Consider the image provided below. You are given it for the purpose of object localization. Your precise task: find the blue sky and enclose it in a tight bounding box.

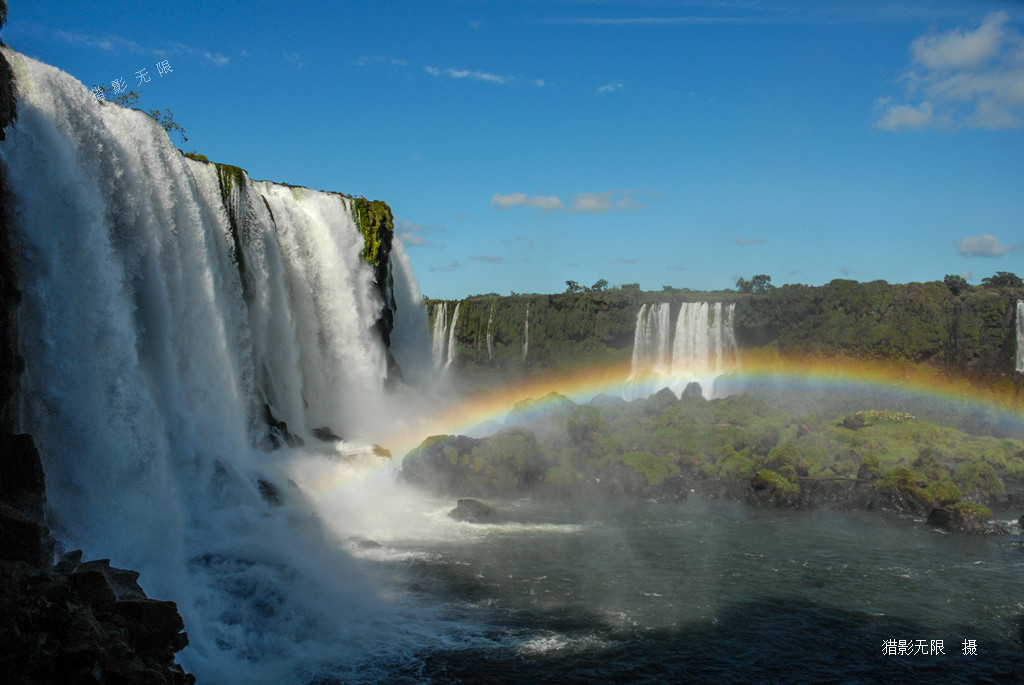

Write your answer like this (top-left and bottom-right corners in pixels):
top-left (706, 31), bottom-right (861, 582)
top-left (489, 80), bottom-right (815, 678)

top-left (6, 1), bottom-right (1024, 299)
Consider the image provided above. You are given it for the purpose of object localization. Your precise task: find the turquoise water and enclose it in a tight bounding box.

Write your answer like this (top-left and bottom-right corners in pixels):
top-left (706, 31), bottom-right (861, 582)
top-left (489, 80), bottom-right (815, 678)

top-left (360, 498), bottom-right (1024, 684)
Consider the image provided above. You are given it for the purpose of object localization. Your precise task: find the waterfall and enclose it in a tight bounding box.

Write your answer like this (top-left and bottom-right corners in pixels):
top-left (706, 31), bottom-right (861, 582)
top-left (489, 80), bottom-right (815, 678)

top-left (1017, 300), bottom-right (1024, 373)
top-left (522, 303), bottom-right (530, 360)
top-left (431, 301), bottom-right (448, 368)
top-left (627, 301), bottom-right (738, 398)
top-left (628, 303), bottom-right (673, 379)
top-left (1, 49), bottom-right (439, 682)
top-left (486, 302), bottom-right (494, 360)
top-left (445, 301), bottom-right (461, 369)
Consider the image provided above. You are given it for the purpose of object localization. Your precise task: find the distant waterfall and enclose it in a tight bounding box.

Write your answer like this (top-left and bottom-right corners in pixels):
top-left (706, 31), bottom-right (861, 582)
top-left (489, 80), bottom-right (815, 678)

top-left (431, 302), bottom-right (449, 368)
top-left (628, 303), bottom-right (673, 378)
top-left (486, 303), bottom-right (495, 360)
top-left (522, 303), bottom-right (530, 360)
top-left (672, 302), bottom-right (738, 379)
top-left (445, 302), bottom-right (461, 369)
top-left (627, 301), bottom-right (738, 398)
top-left (1017, 300), bottom-right (1024, 373)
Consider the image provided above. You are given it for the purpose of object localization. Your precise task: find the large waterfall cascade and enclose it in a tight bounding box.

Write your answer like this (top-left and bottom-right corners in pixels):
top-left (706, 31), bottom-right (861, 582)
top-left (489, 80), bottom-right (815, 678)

top-left (1, 49), bottom-right (440, 682)
top-left (1017, 300), bottom-right (1024, 373)
top-left (627, 301), bottom-right (739, 398)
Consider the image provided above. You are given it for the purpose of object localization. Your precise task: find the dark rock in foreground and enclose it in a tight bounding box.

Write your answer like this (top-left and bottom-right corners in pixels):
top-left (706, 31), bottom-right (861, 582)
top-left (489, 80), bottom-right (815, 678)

top-left (448, 498), bottom-right (496, 523)
top-left (0, 434), bottom-right (195, 684)
top-left (927, 507), bottom-right (1007, 535)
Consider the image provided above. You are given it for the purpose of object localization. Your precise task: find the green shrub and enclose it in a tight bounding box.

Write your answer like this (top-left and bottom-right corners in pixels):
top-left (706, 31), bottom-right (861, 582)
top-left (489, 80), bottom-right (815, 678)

top-left (953, 461), bottom-right (1005, 503)
top-left (951, 501), bottom-right (993, 521)
top-left (720, 452), bottom-right (756, 479)
top-left (753, 469), bottom-right (800, 494)
top-left (1004, 458), bottom-right (1024, 483)
top-left (622, 450), bottom-right (680, 486)
top-left (926, 480), bottom-right (962, 507)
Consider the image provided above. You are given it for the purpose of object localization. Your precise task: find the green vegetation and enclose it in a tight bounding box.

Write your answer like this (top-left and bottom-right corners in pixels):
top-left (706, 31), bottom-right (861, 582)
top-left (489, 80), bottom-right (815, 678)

top-left (736, 274), bottom-right (774, 293)
top-left (430, 273), bottom-right (1024, 382)
top-left (753, 468), bottom-right (800, 494)
top-left (403, 384), bottom-right (1021, 510)
top-left (951, 501), bottom-right (993, 521)
top-left (350, 197), bottom-right (393, 270)
top-left (182, 151), bottom-right (209, 162)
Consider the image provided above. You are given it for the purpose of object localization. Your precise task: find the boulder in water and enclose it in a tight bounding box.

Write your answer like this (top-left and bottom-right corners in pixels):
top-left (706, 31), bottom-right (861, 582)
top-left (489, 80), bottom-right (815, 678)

top-left (927, 506), bottom-right (1007, 535)
top-left (448, 498), bottom-right (495, 523)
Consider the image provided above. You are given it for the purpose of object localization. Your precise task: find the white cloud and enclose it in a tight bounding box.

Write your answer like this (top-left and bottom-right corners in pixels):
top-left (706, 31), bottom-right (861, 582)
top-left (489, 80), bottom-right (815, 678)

top-left (598, 83), bottom-right (623, 93)
top-left (491, 191), bottom-right (640, 214)
top-left (570, 191), bottom-right (639, 213)
top-left (283, 52), bottom-right (304, 68)
top-left (876, 12), bottom-right (1024, 131)
top-left (425, 66), bottom-right (509, 84)
top-left (395, 216), bottom-right (444, 248)
top-left (954, 234), bottom-right (1019, 257)
top-left (490, 193), bottom-right (564, 211)
top-left (874, 101), bottom-right (936, 130)
top-left (911, 13), bottom-right (1005, 70)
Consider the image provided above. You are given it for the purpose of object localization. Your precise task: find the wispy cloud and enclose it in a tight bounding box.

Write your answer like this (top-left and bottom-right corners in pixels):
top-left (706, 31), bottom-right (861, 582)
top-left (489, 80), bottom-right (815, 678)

top-left (875, 12), bottom-right (1024, 131)
top-left (52, 29), bottom-right (230, 66)
top-left (504, 236), bottom-right (536, 248)
top-left (491, 190), bottom-right (640, 213)
top-left (491, 193), bottom-right (565, 211)
top-left (570, 191), bottom-right (640, 213)
top-left (283, 52), bottom-right (304, 69)
top-left (472, 255), bottom-right (503, 263)
top-left (425, 65), bottom-right (509, 84)
top-left (598, 83), bottom-right (623, 93)
top-left (430, 260), bottom-right (462, 272)
top-left (954, 234), bottom-right (1020, 257)
top-left (354, 55), bottom-right (408, 69)
top-left (736, 237), bottom-right (765, 246)
top-left (396, 217), bottom-right (445, 248)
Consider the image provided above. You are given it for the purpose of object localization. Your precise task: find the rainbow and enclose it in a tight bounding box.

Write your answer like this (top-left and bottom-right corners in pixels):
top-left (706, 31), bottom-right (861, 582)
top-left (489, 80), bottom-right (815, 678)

top-left (382, 352), bottom-right (1024, 459)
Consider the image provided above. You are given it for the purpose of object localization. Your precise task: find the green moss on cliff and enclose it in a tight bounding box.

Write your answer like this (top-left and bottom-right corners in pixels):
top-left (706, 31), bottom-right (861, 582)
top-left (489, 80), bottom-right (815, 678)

top-left (350, 198), bottom-right (394, 270)
top-left (215, 163), bottom-right (247, 199)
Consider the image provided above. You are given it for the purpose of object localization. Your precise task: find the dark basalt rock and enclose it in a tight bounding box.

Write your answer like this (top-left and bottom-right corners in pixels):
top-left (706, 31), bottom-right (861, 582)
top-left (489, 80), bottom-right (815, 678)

top-left (927, 507), bottom-right (1007, 535)
top-left (862, 485), bottom-right (933, 518)
top-left (746, 470), bottom-right (801, 509)
top-left (448, 498), bottom-right (495, 523)
top-left (312, 426), bottom-right (344, 443)
top-left (257, 478), bottom-right (283, 506)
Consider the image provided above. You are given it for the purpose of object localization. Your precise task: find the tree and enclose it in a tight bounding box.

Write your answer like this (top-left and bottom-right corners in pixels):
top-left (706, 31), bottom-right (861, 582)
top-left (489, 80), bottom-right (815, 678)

top-left (736, 274), bottom-right (773, 293)
top-left (592, 278), bottom-right (608, 292)
top-left (943, 274), bottom-right (969, 296)
top-left (90, 85), bottom-right (188, 145)
top-left (981, 271), bottom-right (1023, 289)
top-left (565, 280), bottom-right (582, 294)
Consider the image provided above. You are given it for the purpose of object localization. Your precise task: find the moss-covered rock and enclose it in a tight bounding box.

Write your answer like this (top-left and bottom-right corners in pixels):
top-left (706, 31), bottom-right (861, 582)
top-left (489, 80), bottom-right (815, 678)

top-left (747, 469), bottom-right (801, 508)
top-left (927, 503), bottom-right (1005, 535)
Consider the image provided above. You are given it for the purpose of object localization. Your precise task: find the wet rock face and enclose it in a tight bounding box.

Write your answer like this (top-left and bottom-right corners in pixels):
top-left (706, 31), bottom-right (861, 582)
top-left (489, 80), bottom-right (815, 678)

top-left (0, 437), bottom-right (195, 684)
top-left (927, 507), bottom-right (1007, 535)
top-left (448, 498), bottom-right (496, 523)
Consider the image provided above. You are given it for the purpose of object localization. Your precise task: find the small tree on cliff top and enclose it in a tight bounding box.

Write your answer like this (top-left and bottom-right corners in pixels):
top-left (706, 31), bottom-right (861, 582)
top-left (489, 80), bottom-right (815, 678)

top-left (736, 274), bottom-right (773, 293)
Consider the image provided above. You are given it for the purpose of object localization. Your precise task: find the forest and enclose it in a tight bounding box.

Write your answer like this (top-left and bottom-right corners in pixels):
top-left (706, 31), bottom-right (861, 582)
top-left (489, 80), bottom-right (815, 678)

top-left (426, 273), bottom-right (1024, 381)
